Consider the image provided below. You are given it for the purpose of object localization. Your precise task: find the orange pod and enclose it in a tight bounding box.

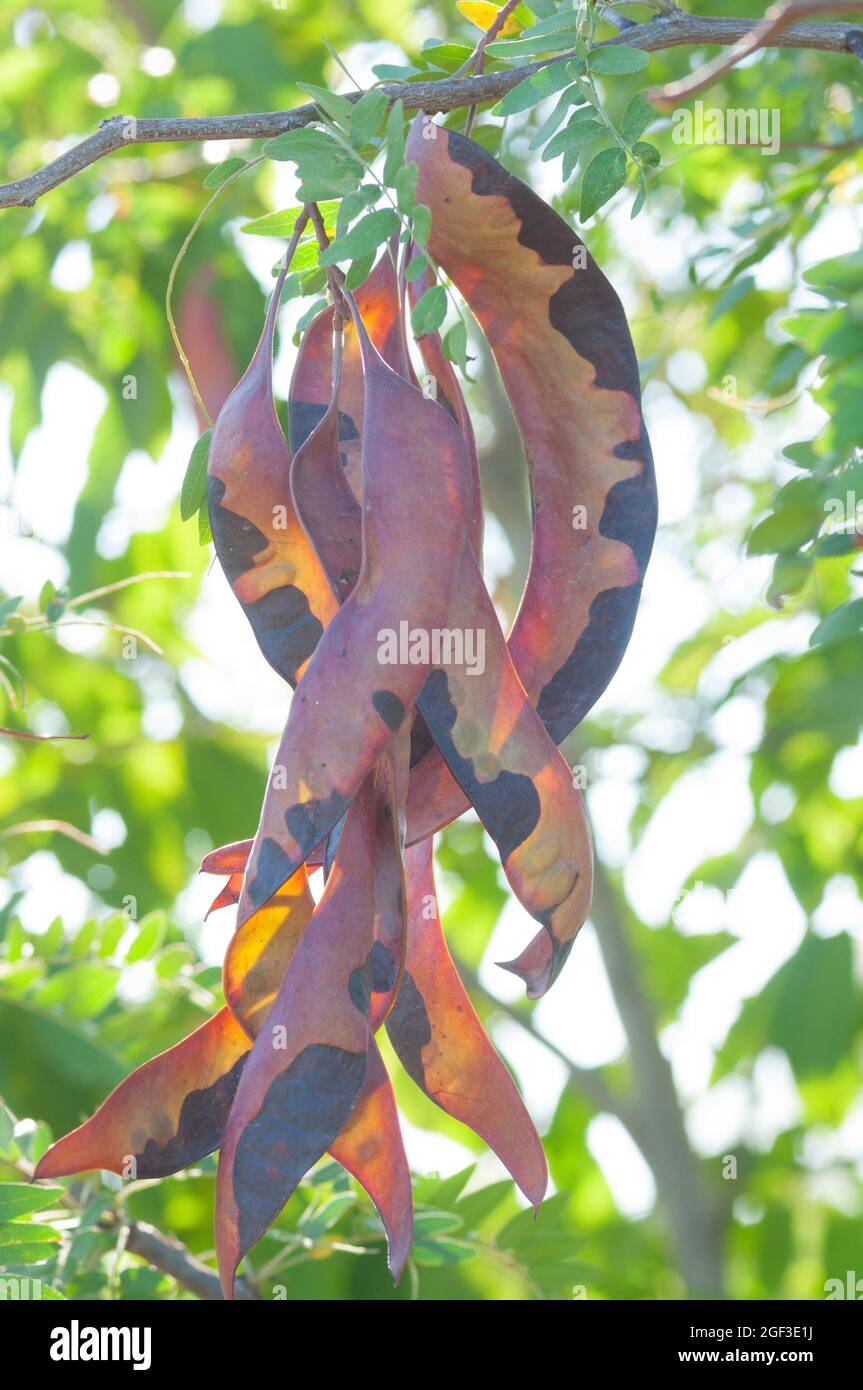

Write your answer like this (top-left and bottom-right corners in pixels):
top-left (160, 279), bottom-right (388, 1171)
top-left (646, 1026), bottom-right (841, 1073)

top-left (215, 777), bottom-right (379, 1298)
top-left (402, 116), bottom-right (656, 835)
top-left (35, 1006), bottom-right (250, 1181)
top-left (207, 266), bottom-right (337, 686)
top-left (388, 840), bottom-right (547, 1205)
top-left (329, 1037), bottom-right (412, 1282)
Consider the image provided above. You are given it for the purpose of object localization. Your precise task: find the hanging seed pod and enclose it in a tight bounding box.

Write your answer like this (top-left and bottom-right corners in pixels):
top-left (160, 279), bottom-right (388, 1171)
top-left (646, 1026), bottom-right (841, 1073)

top-left (290, 270), bottom-right (592, 996)
top-left (38, 121), bottom-right (657, 1290)
top-left (401, 114), bottom-right (657, 838)
top-left (327, 1036), bottom-right (412, 1281)
top-left (35, 853), bottom-right (411, 1269)
top-left (414, 554), bottom-right (594, 997)
top-left (215, 775), bottom-right (379, 1298)
top-left (288, 249), bottom-right (409, 498)
top-left (290, 314), bottom-right (362, 603)
top-left (236, 306), bottom-right (472, 922)
top-left (34, 1006), bottom-right (251, 1182)
top-left (388, 839), bottom-right (548, 1207)
top-left (207, 265), bottom-right (337, 686)
top-left (367, 735), bottom-right (411, 1029)
top-left (222, 865), bottom-right (315, 1032)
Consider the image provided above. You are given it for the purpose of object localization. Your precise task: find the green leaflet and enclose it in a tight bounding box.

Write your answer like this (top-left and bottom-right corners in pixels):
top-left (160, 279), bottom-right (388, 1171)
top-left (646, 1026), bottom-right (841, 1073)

top-left (580, 147), bottom-right (628, 221)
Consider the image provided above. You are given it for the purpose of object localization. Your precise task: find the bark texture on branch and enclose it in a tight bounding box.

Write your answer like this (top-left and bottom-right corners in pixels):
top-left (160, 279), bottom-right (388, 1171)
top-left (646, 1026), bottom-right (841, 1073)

top-left (1, 11), bottom-right (861, 208)
top-left (650, 1), bottom-right (863, 107)
top-left (125, 1221), bottom-right (259, 1300)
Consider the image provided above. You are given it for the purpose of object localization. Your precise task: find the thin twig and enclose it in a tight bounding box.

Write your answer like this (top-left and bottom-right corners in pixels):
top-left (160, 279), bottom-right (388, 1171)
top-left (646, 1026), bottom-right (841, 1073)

top-left (51, 618), bottom-right (164, 656)
top-left (64, 570), bottom-right (190, 608)
top-left (165, 160), bottom-right (262, 425)
top-left (454, 0), bottom-right (524, 78)
top-left (1, 13), bottom-right (861, 209)
top-left (649, 1), bottom-right (863, 109)
top-left (0, 728), bottom-right (89, 743)
top-left (0, 820), bottom-right (107, 853)
top-left (124, 1221), bottom-right (259, 1300)
top-left (19, 1154), bottom-right (258, 1300)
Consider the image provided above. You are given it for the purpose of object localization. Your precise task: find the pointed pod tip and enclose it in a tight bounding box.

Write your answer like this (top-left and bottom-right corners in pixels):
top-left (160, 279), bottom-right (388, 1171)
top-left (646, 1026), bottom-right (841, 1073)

top-left (388, 1253), bottom-right (407, 1287)
top-left (216, 1217), bottom-right (239, 1301)
top-left (496, 928), bottom-right (567, 1001)
top-left (525, 1164), bottom-right (549, 1216)
top-left (386, 1227), bottom-right (412, 1287)
top-left (33, 1141), bottom-right (76, 1183)
top-left (495, 956), bottom-right (547, 1001)
top-left (32, 1155), bottom-right (50, 1183)
top-left (32, 1151), bottom-right (81, 1184)
top-left (508, 1136), bottom-right (548, 1215)
top-left (530, 1150), bottom-right (549, 1218)
top-left (33, 1142), bottom-right (118, 1183)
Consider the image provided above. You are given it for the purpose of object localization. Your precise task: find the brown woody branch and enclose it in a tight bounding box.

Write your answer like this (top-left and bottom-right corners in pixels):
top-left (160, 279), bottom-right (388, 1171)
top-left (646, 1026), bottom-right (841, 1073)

top-left (649, 1), bottom-right (863, 109)
top-left (2, 11), bottom-right (863, 209)
top-left (124, 1221), bottom-right (259, 1301)
top-left (18, 1154), bottom-right (257, 1301)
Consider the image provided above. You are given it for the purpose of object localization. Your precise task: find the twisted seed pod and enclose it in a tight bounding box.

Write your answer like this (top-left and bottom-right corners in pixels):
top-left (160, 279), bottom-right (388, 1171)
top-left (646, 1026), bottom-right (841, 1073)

top-left (38, 125), bottom-right (656, 1287)
top-left (388, 839), bottom-right (548, 1207)
top-left (35, 279), bottom-right (421, 1275)
top-left (215, 775), bottom-right (379, 1298)
top-left (290, 315), bottom-right (362, 603)
top-left (236, 309), bottom-right (471, 922)
top-left (289, 392), bottom-right (413, 1027)
top-left (35, 872), bottom-right (316, 1182)
top-left (207, 266), bottom-right (337, 686)
top-left (286, 322), bottom-right (545, 1181)
top-left (288, 250), bottom-right (408, 497)
top-left (414, 553), bottom-right (593, 996)
top-left (291, 271), bottom-right (592, 995)
top-left (289, 132), bottom-right (656, 845)
top-left (367, 735), bottom-right (411, 1030)
top-left (198, 791), bottom-right (548, 1208)
top-left (289, 250), bottom-right (445, 772)
top-left (33, 835), bottom-right (311, 1187)
top-left (401, 115), bottom-right (657, 838)
top-left (219, 752), bottom-right (414, 1279)
top-left (36, 853), bottom-right (411, 1279)
top-left (285, 294), bottom-right (554, 1186)
top-left (34, 1006), bottom-right (250, 1182)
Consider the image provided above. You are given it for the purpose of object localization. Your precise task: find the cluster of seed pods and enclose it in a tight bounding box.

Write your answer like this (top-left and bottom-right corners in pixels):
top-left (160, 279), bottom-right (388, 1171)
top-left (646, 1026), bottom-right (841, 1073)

top-left (36, 118), bottom-right (657, 1296)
